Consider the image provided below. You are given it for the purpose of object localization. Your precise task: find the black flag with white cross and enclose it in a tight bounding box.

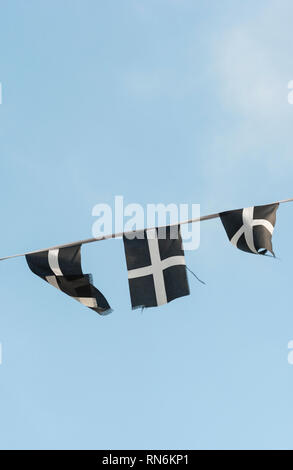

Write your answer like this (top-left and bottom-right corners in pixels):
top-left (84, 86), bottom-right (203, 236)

top-left (26, 245), bottom-right (111, 315)
top-left (123, 226), bottom-right (190, 309)
top-left (220, 203), bottom-right (279, 256)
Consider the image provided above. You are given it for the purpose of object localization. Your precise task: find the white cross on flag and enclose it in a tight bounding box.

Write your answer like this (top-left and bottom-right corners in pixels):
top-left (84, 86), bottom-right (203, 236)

top-left (26, 245), bottom-right (111, 314)
top-left (123, 226), bottom-right (190, 309)
top-left (220, 203), bottom-right (279, 255)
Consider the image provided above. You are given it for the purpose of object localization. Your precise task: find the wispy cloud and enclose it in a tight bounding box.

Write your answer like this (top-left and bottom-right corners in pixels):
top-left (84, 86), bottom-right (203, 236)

top-left (214, 28), bottom-right (283, 117)
top-left (200, 0), bottom-right (293, 207)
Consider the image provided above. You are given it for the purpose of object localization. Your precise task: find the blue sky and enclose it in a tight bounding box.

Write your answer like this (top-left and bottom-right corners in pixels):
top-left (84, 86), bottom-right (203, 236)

top-left (0, 0), bottom-right (293, 450)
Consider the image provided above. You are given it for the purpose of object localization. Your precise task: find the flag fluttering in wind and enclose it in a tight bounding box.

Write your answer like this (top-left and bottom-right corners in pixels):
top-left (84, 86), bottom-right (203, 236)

top-left (0, 197), bottom-right (291, 315)
top-left (220, 203), bottom-right (279, 256)
top-left (123, 226), bottom-right (190, 309)
top-left (26, 245), bottom-right (111, 315)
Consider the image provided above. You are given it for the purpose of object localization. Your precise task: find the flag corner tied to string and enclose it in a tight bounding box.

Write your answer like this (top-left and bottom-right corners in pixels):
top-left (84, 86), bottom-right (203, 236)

top-left (220, 203), bottom-right (279, 256)
top-left (123, 225), bottom-right (190, 310)
top-left (25, 244), bottom-right (111, 315)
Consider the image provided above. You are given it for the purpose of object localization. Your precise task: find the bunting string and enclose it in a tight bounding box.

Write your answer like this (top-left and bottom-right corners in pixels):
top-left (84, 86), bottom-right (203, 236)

top-left (1, 197), bottom-right (292, 314)
top-left (1, 197), bottom-right (292, 262)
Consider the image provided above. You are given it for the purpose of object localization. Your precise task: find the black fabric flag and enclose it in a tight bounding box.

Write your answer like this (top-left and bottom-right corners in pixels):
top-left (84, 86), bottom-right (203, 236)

top-left (123, 226), bottom-right (190, 309)
top-left (220, 203), bottom-right (279, 255)
top-left (26, 245), bottom-right (111, 315)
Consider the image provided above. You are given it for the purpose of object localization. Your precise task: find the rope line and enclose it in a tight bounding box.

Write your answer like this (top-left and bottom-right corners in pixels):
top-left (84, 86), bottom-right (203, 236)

top-left (0, 197), bottom-right (292, 262)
